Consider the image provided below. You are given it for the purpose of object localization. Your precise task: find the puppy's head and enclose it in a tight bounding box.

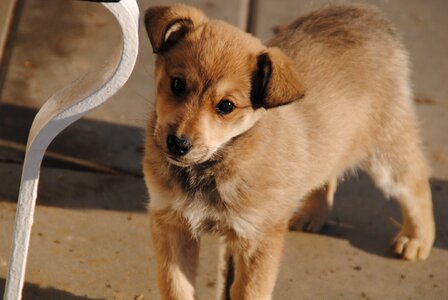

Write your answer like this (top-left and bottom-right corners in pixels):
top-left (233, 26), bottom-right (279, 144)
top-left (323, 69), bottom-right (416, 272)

top-left (145, 5), bottom-right (304, 167)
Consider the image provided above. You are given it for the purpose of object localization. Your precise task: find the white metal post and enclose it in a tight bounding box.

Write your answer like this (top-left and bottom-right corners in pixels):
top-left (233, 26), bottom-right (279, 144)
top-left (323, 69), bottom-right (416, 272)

top-left (3, 1), bottom-right (139, 299)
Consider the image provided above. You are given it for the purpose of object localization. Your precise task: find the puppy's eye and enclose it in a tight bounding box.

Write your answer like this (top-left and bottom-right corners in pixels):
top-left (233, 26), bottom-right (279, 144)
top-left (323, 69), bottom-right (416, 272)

top-left (171, 77), bottom-right (186, 95)
top-left (216, 100), bottom-right (235, 115)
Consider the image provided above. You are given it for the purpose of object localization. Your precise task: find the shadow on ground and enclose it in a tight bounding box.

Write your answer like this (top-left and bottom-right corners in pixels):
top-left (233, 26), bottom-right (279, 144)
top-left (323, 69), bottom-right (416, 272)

top-left (0, 278), bottom-right (102, 300)
top-left (0, 103), bottom-right (143, 175)
top-left (0, 103), bottom-right (148, 211)
top-left (312, 173), bottom-right (448, 256)
top-left (0, 162), bottom-right (148, 212)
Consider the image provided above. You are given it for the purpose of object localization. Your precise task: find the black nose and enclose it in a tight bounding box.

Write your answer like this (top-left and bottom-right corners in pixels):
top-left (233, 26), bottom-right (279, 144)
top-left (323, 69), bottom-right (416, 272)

top-left (166, 134), bottom-right (192, 156)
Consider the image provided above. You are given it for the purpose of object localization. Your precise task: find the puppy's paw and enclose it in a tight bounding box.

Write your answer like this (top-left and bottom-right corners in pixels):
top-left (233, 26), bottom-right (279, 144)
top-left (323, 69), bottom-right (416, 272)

top-left (289, 208), bottom-right (329, 233)
top-left (290, 182), bottom-right (336, 233)
top-left (393, 225), bottom-right (435, 261)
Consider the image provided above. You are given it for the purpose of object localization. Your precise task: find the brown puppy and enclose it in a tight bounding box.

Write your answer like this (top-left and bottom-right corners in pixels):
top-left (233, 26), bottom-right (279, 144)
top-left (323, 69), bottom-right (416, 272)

top-left (143, 4), bottom-right (435, 299)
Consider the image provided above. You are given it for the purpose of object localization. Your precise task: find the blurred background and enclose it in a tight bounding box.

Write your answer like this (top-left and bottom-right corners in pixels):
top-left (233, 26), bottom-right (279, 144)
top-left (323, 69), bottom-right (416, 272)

top-left (0, 0), bottom-right (447, 299)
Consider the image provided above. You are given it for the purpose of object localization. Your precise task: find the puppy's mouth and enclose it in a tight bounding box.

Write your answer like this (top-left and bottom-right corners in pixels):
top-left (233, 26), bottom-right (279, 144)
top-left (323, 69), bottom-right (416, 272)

top-left (164, 152), bottom-right (206, 167)
top-left (166, 155), bottom-right (192, 167)
top-left (165, 150), bottom-right (216, 168)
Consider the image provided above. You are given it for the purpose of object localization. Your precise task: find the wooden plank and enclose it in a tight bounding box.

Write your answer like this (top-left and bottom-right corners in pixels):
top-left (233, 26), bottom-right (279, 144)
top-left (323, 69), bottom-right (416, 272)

top-left (0, 0), bottom-right (18, 67)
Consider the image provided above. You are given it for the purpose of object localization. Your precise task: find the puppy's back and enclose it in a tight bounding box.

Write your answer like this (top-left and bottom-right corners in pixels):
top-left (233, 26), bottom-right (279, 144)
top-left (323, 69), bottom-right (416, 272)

top-left (269, 4), bottom-right (408, 88)
top-left (265, 4), bottom-right (417, 182)
top-left (280, 5), bottom-right (397, 48)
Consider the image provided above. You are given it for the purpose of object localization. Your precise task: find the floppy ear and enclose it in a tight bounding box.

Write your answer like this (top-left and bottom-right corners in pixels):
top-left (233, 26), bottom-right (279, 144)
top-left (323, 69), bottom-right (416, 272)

top-left (250, 47), bottom-right (305, 109)
top-left (144, 4), bottom-right (207, 53)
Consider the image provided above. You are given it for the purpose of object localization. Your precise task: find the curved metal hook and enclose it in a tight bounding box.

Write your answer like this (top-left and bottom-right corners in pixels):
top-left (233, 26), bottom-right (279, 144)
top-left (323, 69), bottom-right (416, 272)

top-left (3, 0), bottom-right (139, 299)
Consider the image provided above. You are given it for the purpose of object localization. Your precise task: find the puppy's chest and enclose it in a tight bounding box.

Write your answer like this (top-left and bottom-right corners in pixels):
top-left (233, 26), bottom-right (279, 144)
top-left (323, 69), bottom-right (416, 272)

top-left (170, 164), bottom-right (223, 206)
top-left (169, 165), bottom-right (258, 238)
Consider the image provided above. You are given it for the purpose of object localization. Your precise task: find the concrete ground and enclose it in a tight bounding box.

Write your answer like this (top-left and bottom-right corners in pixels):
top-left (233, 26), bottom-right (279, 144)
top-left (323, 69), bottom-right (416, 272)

top-left (0, 0), bottom-right (447, 299)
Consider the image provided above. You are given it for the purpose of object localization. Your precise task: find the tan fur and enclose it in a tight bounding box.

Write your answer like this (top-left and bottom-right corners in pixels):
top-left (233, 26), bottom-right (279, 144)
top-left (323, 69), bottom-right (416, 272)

top-left (143, 4), bottom-right (435, 299)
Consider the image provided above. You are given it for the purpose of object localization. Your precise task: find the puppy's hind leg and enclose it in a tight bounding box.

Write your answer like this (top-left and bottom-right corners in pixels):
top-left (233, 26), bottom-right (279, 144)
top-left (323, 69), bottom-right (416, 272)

top-left (289, 178), bottom-right (337, 232)
top-left (365, 148), bottom-right (435, 261)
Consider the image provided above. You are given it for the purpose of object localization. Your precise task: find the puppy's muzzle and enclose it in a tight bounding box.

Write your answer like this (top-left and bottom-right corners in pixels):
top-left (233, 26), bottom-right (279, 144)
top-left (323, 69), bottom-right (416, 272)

top-left (166, 134), bottom-right (192, 156)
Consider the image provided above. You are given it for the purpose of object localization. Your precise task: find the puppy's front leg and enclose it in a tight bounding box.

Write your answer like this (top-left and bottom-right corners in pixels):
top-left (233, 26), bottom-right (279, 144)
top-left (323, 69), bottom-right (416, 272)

top-left (150, 211), bottom-right (199, 300)
top-left (230, 224), bottom-right (287, 300)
